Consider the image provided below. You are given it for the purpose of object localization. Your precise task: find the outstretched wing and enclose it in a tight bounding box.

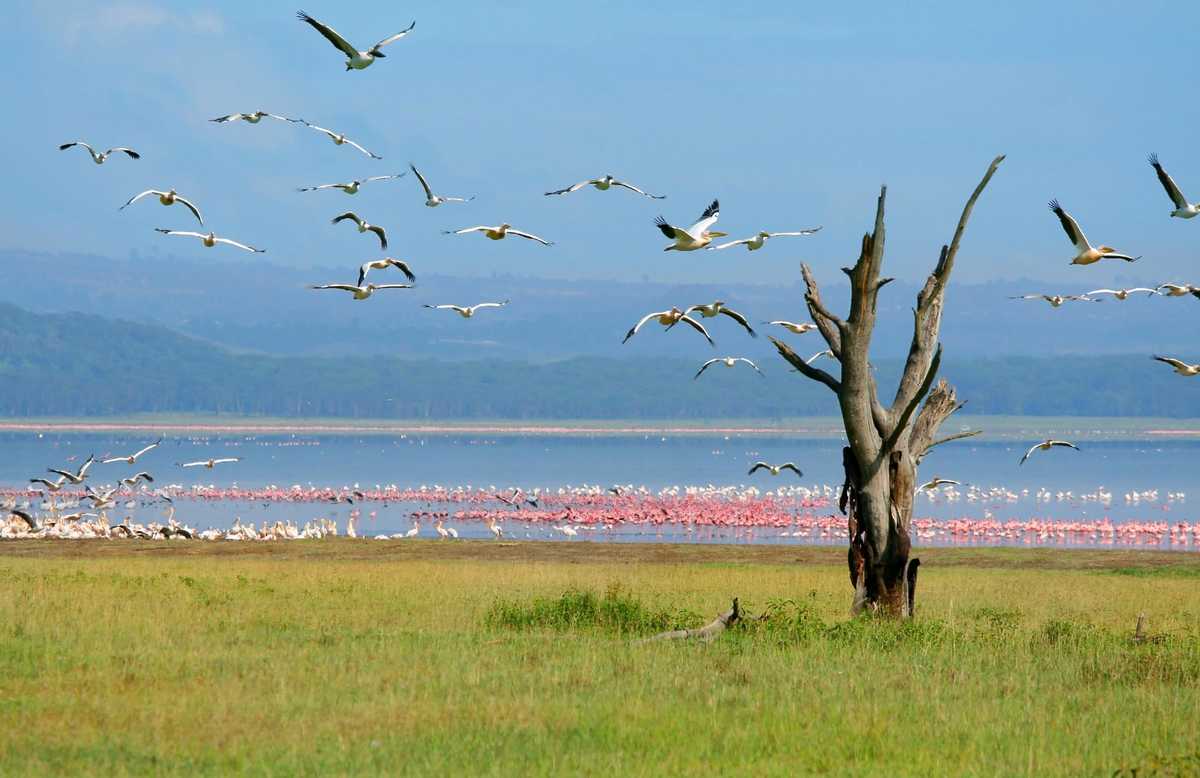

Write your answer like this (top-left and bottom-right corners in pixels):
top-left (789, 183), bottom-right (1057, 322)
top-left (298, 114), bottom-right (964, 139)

top-left (687, 199), bottom-right (720, 239)
top-left (1047, 440), bottom-right (1080, 452)
top-left (1153, 355), bottom-right (1188, 370)
top-left (612, 180), bottom-right (665, 199)
top-left (738, 358), bottom-right (764, 375)
top-left (678, 314), bottom-right (715, 346)
top-left (446, 226), bottom-right (488, 235)
top-left (372, 21), bottom-right (416, 50)
top-left (343, 138), bottom-right (381, 159)
top-left (1149, 153), bottom-right (1189, 209)
top-left (747, 462), bottom-right (769, 475)
top-left (780, 463), bottom-right (803, 477)
top-left (545, 180), bottom-right (593, 196)
top-left (214, 237), bottom-right (264, 253)
top-left (718, 308), bottom-right (756, 337)
top-left (654, 216), bottom-right (680, 239)
top-left (693, 359), bottom-right (720, 380)
top-left (623, 311), bottom-right (664, 343)
top-left (507, 228), bottom-right (553, 245)
top-left (332, 212), bottom-right (360, 225)
top-left (766, 228), bottom-right (822, 237)
top-left (1047, 199), bottom-right (1087, 249)
top-left (107, 148), bottom-right (140, 159)
top-left (311, 284), bottom-right (360, 292)
top-left (410, 163), bottom-right (434, 199)
top-left (297, 11), bottom-right (359, 58)
top-left (132, 438), bottom-right (162, 460)
top-left (708, 238), bottom-right (751, 250)
top-left (1018, 444), bottom-right (1040, 466)
top-left (120, 190), bottom-right (160, 210)
top-left (367, 225), bottom-right (388, 249)
top-left (174, 195), bottom-right (204, 225)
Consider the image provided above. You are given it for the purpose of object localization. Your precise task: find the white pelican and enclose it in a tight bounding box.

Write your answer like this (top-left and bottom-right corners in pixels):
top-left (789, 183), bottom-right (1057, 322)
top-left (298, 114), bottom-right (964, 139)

top-left (443, 223), bottom-right (552, 245)
top-left (58, 142), bottom-right (139, 164)
top-left (83, 485), bottom-right (118, 510)
top-left (297, 173), bottom-right (405, 194)
top-left (310, 282), bottom-right (413, 300)
top-left (709, 227), bottom-right (822, 252)
top-left (358, 258), bottom-right (415, 286)
top-left (488, 516), bottom-right (503, 539)
top-left (410, 163), bottom-right (473, 207)
top-left (1009, 294), bottom-right (1096, 307)
top-left (1018, 440), bottom-right (1080, 466)
top-left (1153, 355), bottom-right (1200, 376)
top-left (102, 438), bottom-right (161, 465)
top-left (178, 458), bottom-right (240, 469)
top-left (121, 190), bottom-right (203, 224)
top-left (806, 349), bottom-right (835, 365)
top-left (30, 476), bottom-right (67, 493)
top-left (1048, 200), bottom-right (1138, 265)
top-left (654, 199), bottom-right (724, 251)
top-left (331, 212), bottom-right (387, 249)
top-left (209, 111), bottom-right (299, 124)
top-left (435, 519), bottom-right (452, 539)
top-left (1086, 288), bottom-right (1159, 301)
top-left (1156, 283), bottom-right (1200, 298)
top-left (683, 302), bottom-right (756, 337)
top-left (297, 11), bottom-right (414, 71)
top-left (155, 229), bottom-right (263, 253)
top-left (1148, 154), bottom-right (1200, 218)
top-left (748, 462), bottom-right (803, 477)
top-left (695, 357), bottom-right (763, 380)
top-left (302, 122), bottom-right (381, 159)
top-left (545, 174), bottom-right (664, 199)
top-left (119, 472), bottom-right (155, 488)
top-left (405, 521), bottom-right (420, 538)
top-left (423, 301), bottom-right (509, 318)
top-left (768, 320), bottom-right (817, 335)
top-left (623, 307), bottom-right (714, 346)
top-left (49, 455), bottom-right (94, 484)
top-left (917, 478), bottom-right (961, 492)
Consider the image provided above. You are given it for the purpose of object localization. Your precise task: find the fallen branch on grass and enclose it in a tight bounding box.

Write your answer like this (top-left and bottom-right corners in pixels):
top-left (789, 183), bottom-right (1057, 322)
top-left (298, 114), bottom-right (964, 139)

top-left (638, 598), bottom-right (740, 643)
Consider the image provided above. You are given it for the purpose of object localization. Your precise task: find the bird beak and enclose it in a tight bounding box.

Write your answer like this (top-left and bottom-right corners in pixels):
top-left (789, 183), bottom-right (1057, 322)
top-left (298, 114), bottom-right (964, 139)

top-left (709, 231), bottom-right (728, 237)
top-left (374, 51), bottom-right (387, 57)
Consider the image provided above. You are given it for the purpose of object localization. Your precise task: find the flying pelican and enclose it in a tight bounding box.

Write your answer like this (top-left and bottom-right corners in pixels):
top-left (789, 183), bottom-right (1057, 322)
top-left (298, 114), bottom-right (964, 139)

top-left (331, 213), bottom-right (387, 249)
top-left (1018, 440), bottom-right (1080, 466)
top-left (1148, 154), bottom-right (1199, 218)
top-left (768, 320), bottom-right (817, 335)
top-left (121, 190), bottom-right (203, 224)
top-left (748, 462), bottom-right (803, 477)
top-left (410, 163), bottom-right (473, 207)
top-left (119, 472), bottom-right (155, 488)
top-left (1087, 288), bottom-right (1160, 301)
top-left (443, 224), bottom-right (553, 245)
top-left (297, 173), bottom-right (405, 194)
top-left (29, 476), bottom-right (67, 493)
top-left (1009, 294), bottom-right (1096, 307)
top-left (623, 307), bottom-right (714, 346)
top-left (1156, 283), bottom-right (1200, 298)
top-left (310, 283), bottom-right (413, 300)
top-left (1153, 355), bottom-right (1200, 376)
top-left (49, 455), bottom-right (94, 484)
top-left (683, 302), bottom-right (756, 337)
top-left (9, 509), bottom-right (36, 531)
top-left (83, 485), bottom-right (118, 510)
top-left (708, 227), bottom-right (822, 251)
top-left (1047, 200), bottom-right (1138, 264)
top-left (358, 258), bottom-right (415, 286)
top-left (423, 301), bottom-right (509, 318)
top-left (101, 438), bottom-right (161, 465)
top-left (545, 174), bottom-right (664, 199)
top-left (916, 478), bottom-right (961, 492)
top-left (302, 122), bottom-right (381, 159)
top-left (178, 458), bottom-right (240, 469)
top-left (155, 229), bottom-right (263, 253)
top-left (58, 142), bottom-right (139, 164)
top-left (806, 349), bottom-right (835, 365)
top-left (297, 11), bottom-right (415, 71)
top-left (209, 111), bottom-right (300, 124)
top-left (694, 357), bottom-right (763, 380)
top-left (654, 199), bottom-right (724, 251)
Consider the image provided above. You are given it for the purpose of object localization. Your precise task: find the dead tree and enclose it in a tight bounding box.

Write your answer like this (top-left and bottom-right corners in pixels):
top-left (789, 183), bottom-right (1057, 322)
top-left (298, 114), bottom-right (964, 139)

top-left (771, 155), bottom-right (1004, 618)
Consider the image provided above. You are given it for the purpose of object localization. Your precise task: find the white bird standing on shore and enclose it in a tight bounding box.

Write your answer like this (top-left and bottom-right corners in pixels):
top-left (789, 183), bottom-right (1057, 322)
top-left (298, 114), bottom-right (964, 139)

top-left (694, 357), bottom-right (763, 380)
top-left (654, 199), bottom-right (724, 251)
top-left (297, 11), bottom-right (415, 71)
top-left (178, 458), bottom-right (240, 469)
top-left (1148, 153), bottom-right (1200, 219)
top-left (358, 258), bottom-right (415, 286)
top-left (331, 212), bottom-right (388, 249)
top-left (102, 438), bottom-right (161, 465)
top-left (545, 174), bottom-right (664, 199)
top-left (121, 190), bottom-right (203, 224)
top-left (59, 142), bottom-right (139, 164)
top-left (310, 282), bottom-right (412, 300)
top-left (709, 227), bottom-right (822, 251)
top-left (623, 307), bottom-right (714, 346)
top-left (1048, 200), bottom-right (1138, 264)
top-left (768, 320), bottom-right (817, 335)
top-left (210, 111), bottom-right (299, 124)
top-left (423, 301), bottom-right (509, 318)
top-left (748, 462), bottom-right (803, 477)
top-left (155, 229), bottom-right (263, 253)
top-left (297, 173), bottom-right (405, 194)
top-left (410, 164), bottom-right (473, 207)
top-left (683, 302), bottom-right (756, 337)
top-left (1019, 440), bottom-right (1080, 466)
top-left (443, 223), bottom-right (553, 245)
top-left (302, 122), bottom-right (381, 159)
top-left (1153, 355), bottom-right (1200, 376)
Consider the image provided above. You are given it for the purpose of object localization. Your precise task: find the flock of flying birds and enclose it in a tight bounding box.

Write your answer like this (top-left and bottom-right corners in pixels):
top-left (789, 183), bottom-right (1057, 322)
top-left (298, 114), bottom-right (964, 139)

top-left (45, 10), bottom-right (1200, 489)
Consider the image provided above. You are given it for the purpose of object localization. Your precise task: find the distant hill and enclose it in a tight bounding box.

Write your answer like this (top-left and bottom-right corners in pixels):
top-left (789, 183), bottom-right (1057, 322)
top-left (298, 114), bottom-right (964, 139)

top-left (2, 248), bottom-right (1198, 362)
top-left (1, 302), bottom-right (1198, 418)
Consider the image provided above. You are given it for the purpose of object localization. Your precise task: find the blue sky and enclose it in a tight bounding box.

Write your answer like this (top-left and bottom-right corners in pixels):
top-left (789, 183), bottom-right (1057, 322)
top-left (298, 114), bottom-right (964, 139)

top-left (7, 1), bottom-right (1200, 287)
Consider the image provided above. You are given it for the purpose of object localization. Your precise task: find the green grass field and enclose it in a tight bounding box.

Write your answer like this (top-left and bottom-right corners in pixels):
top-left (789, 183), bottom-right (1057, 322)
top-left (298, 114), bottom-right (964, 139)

top-left (0, 541), bottom-right (1197, 776)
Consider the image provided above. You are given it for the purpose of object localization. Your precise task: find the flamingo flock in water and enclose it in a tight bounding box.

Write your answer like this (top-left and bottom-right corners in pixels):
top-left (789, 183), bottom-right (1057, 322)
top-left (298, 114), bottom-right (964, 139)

top-left (3, 481), bottom-right (1197, 548)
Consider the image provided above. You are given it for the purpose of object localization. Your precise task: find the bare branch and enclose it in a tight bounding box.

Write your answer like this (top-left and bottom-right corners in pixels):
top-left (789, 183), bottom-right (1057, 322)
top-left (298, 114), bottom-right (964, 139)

top-left (926, 429), bottom-right (982, 451)
top-left (770, 336), bottom-right (841, 394)
top-left (909, 379), bottom-right (962, 457)
top-left (800, 264), bottom-right (844, 356)
top-left (934, 154), bottom-right (1006, 294)
top-left (883, 345), bottom-right (941, 452)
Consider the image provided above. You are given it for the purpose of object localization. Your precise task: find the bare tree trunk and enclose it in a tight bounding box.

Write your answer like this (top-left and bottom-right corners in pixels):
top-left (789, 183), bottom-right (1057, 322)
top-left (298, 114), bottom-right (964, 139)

top-left (772, 156), bottom-right (1004, 617)
top-left (639, 599), bottom-right (740, 643)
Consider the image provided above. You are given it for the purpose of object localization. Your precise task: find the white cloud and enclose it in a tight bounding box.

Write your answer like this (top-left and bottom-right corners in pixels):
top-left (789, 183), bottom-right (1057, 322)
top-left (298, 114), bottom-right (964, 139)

top-left (36, 1), bottom-right (224, 45)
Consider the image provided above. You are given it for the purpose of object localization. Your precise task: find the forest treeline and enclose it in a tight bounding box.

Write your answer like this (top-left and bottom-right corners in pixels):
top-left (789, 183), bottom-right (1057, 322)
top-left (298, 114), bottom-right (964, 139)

top-left (1, 303), bottom-right (1194, 418)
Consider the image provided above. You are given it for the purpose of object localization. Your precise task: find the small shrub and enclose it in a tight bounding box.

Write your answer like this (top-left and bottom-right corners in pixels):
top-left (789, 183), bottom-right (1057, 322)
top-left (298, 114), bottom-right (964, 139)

top-left (484, 583), bottom-right (693, 635)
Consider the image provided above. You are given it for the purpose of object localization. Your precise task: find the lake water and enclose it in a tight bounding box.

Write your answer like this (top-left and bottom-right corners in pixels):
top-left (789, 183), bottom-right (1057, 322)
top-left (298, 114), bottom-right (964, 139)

top-left (2, 429), bottom-right (1197, 547)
